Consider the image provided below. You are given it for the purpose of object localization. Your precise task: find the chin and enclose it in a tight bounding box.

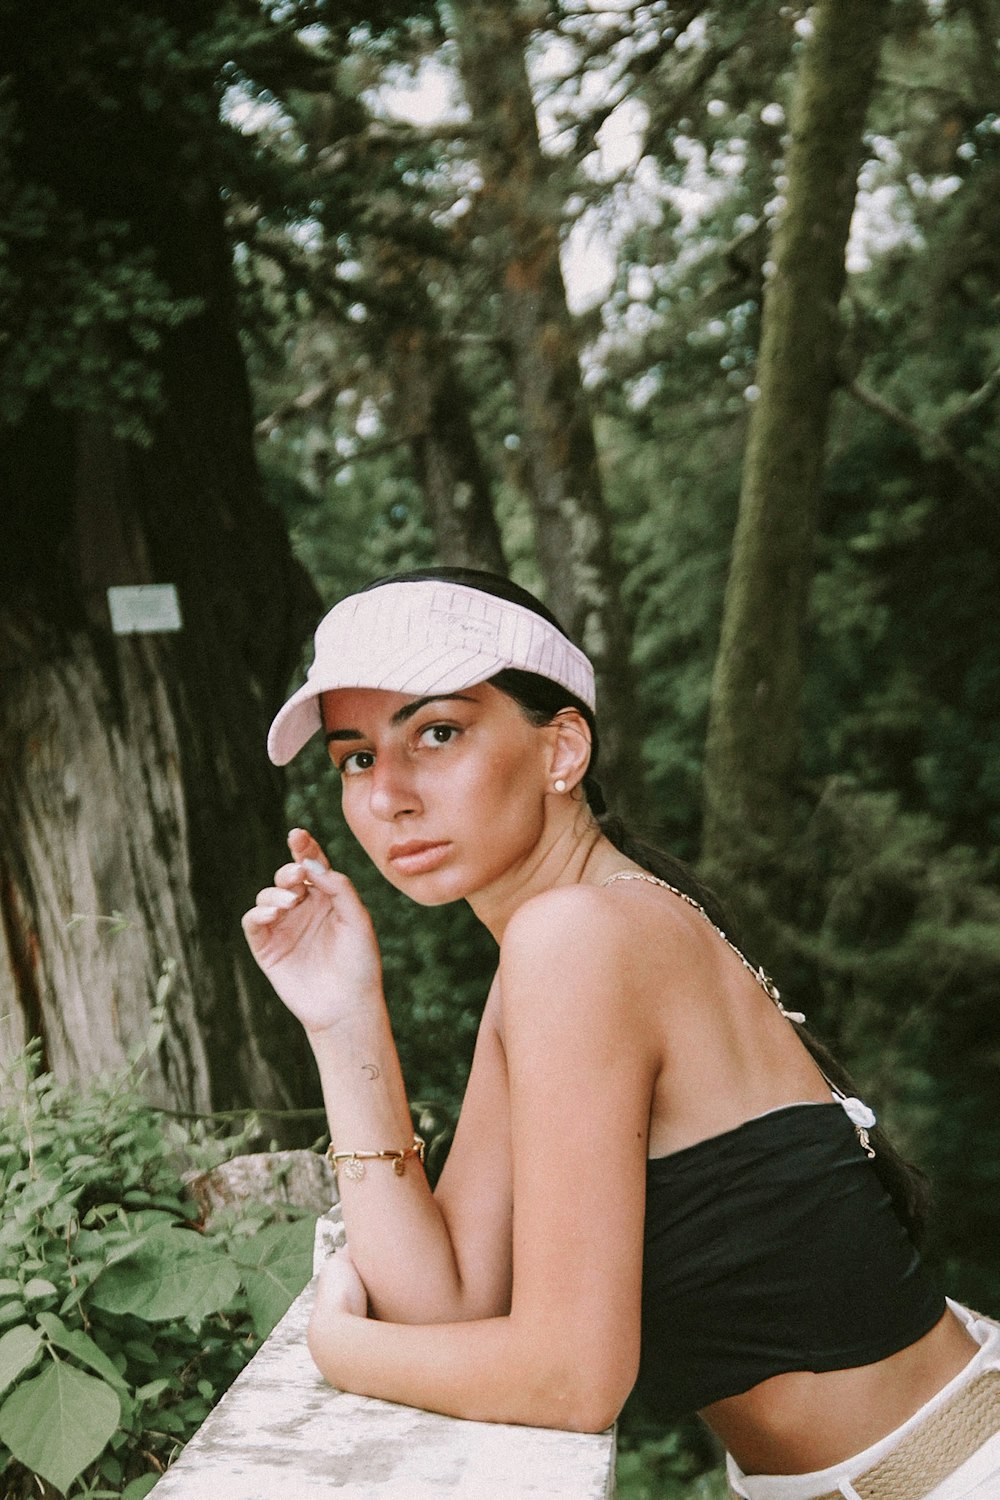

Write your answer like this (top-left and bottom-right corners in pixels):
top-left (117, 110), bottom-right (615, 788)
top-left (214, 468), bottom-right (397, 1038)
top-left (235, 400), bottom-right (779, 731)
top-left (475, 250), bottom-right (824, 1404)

top-left (405, 888), bottom-right (466, 908)
top-left (380, 867), bottom-right (471, 907)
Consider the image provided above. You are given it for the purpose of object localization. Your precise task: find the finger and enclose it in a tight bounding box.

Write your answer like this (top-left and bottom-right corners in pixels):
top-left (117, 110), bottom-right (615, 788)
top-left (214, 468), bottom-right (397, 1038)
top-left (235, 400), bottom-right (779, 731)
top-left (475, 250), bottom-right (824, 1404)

top-left (274, 861), bottom-right (310, 890)
top-left (298, 860), bottom-right (357, 898)
top-left (287, 827), bottom-right (329, 866)
top-left (254, 885), bottom-right (303, 910)
top-left (242, 906), bottom-right (281, 934)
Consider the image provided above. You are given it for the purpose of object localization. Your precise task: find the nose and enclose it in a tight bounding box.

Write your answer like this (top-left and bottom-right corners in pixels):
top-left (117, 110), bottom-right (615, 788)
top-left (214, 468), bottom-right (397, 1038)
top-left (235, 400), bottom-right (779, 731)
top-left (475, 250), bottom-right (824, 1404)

top-left (368, 750), bottom-right (421, 822)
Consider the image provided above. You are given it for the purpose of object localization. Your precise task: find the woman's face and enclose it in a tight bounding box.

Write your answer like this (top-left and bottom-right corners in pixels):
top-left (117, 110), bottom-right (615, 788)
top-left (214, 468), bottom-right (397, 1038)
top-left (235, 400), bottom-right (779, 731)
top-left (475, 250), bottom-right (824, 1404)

top-left (320, 682), bottom-right (554, 904)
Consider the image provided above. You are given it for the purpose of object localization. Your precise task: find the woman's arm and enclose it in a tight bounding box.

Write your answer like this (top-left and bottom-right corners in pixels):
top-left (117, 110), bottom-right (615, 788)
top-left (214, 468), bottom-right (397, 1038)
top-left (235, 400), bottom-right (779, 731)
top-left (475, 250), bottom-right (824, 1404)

top-left (243, 829), bottom-right (512, 1324)
top-left (307, 986), bottom-right (515, 1323)
top-left (306, 885), bottom-right (657, 1431)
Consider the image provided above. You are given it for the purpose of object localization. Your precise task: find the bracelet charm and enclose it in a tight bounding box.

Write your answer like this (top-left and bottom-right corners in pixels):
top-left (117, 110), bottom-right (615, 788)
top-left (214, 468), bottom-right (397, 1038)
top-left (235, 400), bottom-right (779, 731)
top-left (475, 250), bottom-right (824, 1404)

top-left (327, 1135), bottom-right (426, 1182)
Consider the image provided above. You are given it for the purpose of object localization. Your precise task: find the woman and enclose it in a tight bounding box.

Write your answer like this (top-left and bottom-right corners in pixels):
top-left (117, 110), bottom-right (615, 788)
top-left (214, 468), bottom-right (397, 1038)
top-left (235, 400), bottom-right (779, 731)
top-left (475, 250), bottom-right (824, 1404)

top-left (243, 567), bottom-right (1000, 1500)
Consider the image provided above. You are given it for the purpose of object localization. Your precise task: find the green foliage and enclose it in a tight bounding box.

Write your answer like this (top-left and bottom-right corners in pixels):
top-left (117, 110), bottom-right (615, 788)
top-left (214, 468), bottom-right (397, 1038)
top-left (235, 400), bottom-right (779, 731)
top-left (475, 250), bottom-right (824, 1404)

top-left (771, 786), bottom-right (1000, 1311)
top-left (0, 0), bottom-right (437, 444)
top-left (600, 407), bottom-right (743, 857)
top-left (0, 1045), bottom-right (316, 1497)
top-left (229, 1219), bottom-right (318, 1337)
top-left (88, 1228), bottom-right (244, 1327)
top-left (0, 7), bottom-right (217, 442)
top-left (0, 1364), bottom-right (120, 1498)
top-left (0, 162), bottom-right (203, 443)
top-left (615, 1411), bottom-right (727, 1500)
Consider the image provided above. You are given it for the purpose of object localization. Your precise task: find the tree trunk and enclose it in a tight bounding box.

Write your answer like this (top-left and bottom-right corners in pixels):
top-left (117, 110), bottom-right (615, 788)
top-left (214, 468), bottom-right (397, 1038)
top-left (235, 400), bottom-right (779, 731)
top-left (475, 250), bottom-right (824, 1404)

top-left (289, 76), bottom-right (509, 577)
top-left (385, 321), bottom-right (509, 574)
top-left (0, 13), bottom-right (317, 1116)
top-left (451, 0), bottom-right (642, 817)
top-left (701, 0), bottom-right (891, 884)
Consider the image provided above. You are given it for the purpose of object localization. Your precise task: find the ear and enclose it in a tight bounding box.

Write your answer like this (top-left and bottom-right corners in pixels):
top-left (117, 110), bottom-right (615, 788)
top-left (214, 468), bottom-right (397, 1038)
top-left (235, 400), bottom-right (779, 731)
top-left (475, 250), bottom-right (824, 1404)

top-left (545, 708), bottom-right (592, 794)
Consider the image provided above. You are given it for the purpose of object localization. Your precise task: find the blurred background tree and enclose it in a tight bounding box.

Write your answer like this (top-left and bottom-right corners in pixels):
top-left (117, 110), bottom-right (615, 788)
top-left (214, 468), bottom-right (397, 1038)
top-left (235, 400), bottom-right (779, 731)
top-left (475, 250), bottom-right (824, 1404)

top-left (0, 0), bottom-right (325, 1118)
top-left (2, 0), bottom-right (998, 1489)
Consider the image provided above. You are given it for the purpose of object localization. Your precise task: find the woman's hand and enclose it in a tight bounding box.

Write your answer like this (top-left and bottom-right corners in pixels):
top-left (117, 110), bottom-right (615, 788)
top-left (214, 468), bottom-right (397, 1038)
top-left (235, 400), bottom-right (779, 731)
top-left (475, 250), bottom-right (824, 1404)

top-left (313, 1251), bottom-right (369, 1322)
top-left (242, 828), bottom-right (383, 1034)
top-left (307, 1251), bottom-right (371, 1391)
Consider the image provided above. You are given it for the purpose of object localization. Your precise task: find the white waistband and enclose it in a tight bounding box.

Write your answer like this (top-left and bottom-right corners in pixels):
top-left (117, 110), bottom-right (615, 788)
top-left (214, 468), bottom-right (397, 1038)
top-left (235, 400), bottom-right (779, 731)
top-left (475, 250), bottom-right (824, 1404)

top-left (727, 1303), bottom-right (1000, 1500)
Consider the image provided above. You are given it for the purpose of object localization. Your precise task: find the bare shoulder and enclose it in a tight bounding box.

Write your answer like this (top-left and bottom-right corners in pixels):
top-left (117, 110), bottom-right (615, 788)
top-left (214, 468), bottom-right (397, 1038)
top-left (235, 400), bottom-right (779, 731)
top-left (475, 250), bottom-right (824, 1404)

top-left (505, 878), bottom-right (727, 1030)
top-left (502, 879), bottom-right (695, 964)
top-left (497, 881), bottom-right (690, 1034)
top-left (500, 883), bottom-right (630, 964)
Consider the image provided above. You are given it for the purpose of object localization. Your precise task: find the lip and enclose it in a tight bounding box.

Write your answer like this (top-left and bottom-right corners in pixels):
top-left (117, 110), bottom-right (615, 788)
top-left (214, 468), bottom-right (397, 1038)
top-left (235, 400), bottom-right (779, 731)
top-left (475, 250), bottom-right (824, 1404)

top-left (387, 840), bottom-right (451, 875)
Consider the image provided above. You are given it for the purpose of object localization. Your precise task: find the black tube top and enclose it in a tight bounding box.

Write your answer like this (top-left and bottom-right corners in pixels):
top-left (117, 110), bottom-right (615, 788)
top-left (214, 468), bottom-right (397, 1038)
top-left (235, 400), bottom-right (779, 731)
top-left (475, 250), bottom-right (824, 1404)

top-left (637, 1102), bottom-right (945, 1419)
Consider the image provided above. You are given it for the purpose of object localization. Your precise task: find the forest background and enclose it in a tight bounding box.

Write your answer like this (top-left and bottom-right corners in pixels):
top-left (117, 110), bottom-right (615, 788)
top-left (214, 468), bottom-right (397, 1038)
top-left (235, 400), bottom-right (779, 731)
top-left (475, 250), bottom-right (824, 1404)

top-left (1, 0), bottom-right (998, 1496)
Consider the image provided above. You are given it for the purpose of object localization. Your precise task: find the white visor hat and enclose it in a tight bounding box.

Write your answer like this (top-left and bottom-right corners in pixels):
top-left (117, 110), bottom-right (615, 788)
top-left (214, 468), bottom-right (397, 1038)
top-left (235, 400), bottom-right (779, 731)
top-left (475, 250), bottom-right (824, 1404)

top-left (267, 579), bottom-right (596, 766)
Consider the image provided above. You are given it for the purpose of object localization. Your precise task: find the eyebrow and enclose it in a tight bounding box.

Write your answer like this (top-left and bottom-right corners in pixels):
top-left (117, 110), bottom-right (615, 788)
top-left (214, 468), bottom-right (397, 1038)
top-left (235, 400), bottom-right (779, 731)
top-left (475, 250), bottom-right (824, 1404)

top-left (323, 694), bottom-right (478, 744)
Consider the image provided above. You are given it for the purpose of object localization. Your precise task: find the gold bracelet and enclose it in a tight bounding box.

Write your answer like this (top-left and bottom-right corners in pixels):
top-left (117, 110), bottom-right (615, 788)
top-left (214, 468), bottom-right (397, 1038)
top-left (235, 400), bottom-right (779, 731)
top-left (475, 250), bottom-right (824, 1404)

top-left (326, 1135), bottom-right (425, 1182)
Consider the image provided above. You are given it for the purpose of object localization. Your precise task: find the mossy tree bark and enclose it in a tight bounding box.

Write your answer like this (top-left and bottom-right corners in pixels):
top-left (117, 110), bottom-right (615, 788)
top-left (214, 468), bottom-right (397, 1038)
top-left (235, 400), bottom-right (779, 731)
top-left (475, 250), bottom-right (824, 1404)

top-left (701, 0), bottom-right (891, 890)
top-left (451, 0), bottom-right (642, 816)
top-left (383, 311), bottom-right (509, 574)
top-left (0, 9), bottom-right (317, 1116)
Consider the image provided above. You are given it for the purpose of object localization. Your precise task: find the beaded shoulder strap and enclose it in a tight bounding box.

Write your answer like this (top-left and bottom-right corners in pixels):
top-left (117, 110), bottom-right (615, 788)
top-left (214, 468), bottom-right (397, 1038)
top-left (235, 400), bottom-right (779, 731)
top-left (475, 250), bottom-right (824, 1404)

top-left (600, 870), bottom-right (806, 1025)
top-left (601, 871), bottom-right (879, 1157)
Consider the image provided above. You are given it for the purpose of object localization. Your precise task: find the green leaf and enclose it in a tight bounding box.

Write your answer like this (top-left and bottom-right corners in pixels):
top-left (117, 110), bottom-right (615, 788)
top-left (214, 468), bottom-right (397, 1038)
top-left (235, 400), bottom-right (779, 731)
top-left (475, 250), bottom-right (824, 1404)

top-left (231, 1217), bottom-right (315, 1338)
top-left (65, 1155), bottom-right (101, 1173)
top-left (122, 1338), bottom-right (160, 1365)
top-left (91, 1228), bottom-right (241, 1322)
top-left (0, 1361), bottom-right (120, 1493)
top-left (18, 1177), bottom-right (62, 1212)
top-left (0, 1324), bottom-right (43, 1394)
top-left (36, 1312), bottom-right (128, 1394)
top-left (122, 1477), bottom-right (160, 1500)
top-left (23, 1277), bottom-right (57, 1301)
top-left (101, 1451), bottom-right (123, 1484)
top-left (87, 1228), bottom-right (163, 1272)
top-left (101, 1221), bottom-right (173, 1266)
top-left (134, 1376), bottom-right (171, 1403)
top-left (83, 1203), bottom-right (126, 1226)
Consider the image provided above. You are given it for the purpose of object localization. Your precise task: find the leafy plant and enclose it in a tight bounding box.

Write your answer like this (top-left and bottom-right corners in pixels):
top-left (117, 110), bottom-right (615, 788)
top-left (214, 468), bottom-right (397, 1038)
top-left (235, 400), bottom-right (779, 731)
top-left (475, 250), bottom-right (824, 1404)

top-left (615, 1410), bottom-right (727, 1500)
top-left (0, 1044), bottom-right (316, 1498)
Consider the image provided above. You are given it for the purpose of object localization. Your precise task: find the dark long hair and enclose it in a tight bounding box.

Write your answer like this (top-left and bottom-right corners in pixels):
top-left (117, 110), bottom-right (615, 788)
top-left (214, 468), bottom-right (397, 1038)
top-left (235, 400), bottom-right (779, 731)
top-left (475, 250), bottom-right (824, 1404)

top-left (362, 566), bottom-right (932, 1244)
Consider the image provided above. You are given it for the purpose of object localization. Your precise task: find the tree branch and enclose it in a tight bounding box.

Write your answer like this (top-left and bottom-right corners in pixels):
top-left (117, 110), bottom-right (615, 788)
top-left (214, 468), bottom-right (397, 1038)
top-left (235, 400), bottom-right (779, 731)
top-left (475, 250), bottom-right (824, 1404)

top-left (255, 378), bottom-right (338, 437)
top-left (939, 363), bottom-right (1000, 433)
top-left (846, 377), bottom-right (996, 505)
top-left (315, 119), bottom-right (478, 173)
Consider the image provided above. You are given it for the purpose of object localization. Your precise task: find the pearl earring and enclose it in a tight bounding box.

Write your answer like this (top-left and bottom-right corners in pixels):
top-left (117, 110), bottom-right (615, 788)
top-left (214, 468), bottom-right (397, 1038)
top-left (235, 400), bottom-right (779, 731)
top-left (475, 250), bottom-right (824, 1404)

top-left (553, 778), bottom-right (567, 793)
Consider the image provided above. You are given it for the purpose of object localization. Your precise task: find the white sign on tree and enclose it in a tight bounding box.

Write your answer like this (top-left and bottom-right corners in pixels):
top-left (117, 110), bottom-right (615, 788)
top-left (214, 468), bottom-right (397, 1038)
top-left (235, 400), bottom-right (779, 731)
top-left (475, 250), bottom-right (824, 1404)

top-left (107, 585), bottom-right (183, 635)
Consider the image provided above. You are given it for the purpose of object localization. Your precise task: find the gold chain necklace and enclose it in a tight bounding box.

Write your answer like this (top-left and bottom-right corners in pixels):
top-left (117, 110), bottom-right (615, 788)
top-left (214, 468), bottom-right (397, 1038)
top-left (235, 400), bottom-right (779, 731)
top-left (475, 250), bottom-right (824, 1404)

top-left (600, 872), bottom-right (877, 1156)
top-left (600, 870), bottom-right (806, 1024)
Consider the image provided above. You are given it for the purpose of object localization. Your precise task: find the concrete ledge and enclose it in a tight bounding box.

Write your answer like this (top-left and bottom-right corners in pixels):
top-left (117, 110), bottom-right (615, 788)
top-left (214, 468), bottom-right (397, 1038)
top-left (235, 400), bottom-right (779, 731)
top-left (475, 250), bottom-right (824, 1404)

top-left (150, 1276), bottom-right (616, 1497)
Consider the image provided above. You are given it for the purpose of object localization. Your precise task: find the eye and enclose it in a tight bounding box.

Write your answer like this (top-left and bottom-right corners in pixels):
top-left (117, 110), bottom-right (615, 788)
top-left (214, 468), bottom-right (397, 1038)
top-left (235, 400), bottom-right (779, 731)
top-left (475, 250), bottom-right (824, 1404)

top-left (339, 749), bottom-right (375, 775)
top-left (419, 723), bottom-right (459, 748)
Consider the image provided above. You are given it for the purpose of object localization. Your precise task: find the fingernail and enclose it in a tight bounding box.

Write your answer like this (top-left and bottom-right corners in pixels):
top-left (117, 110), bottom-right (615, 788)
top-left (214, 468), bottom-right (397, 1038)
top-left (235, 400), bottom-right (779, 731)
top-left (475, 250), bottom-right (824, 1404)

top-left (303, 859), bottom-right (325, 877)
